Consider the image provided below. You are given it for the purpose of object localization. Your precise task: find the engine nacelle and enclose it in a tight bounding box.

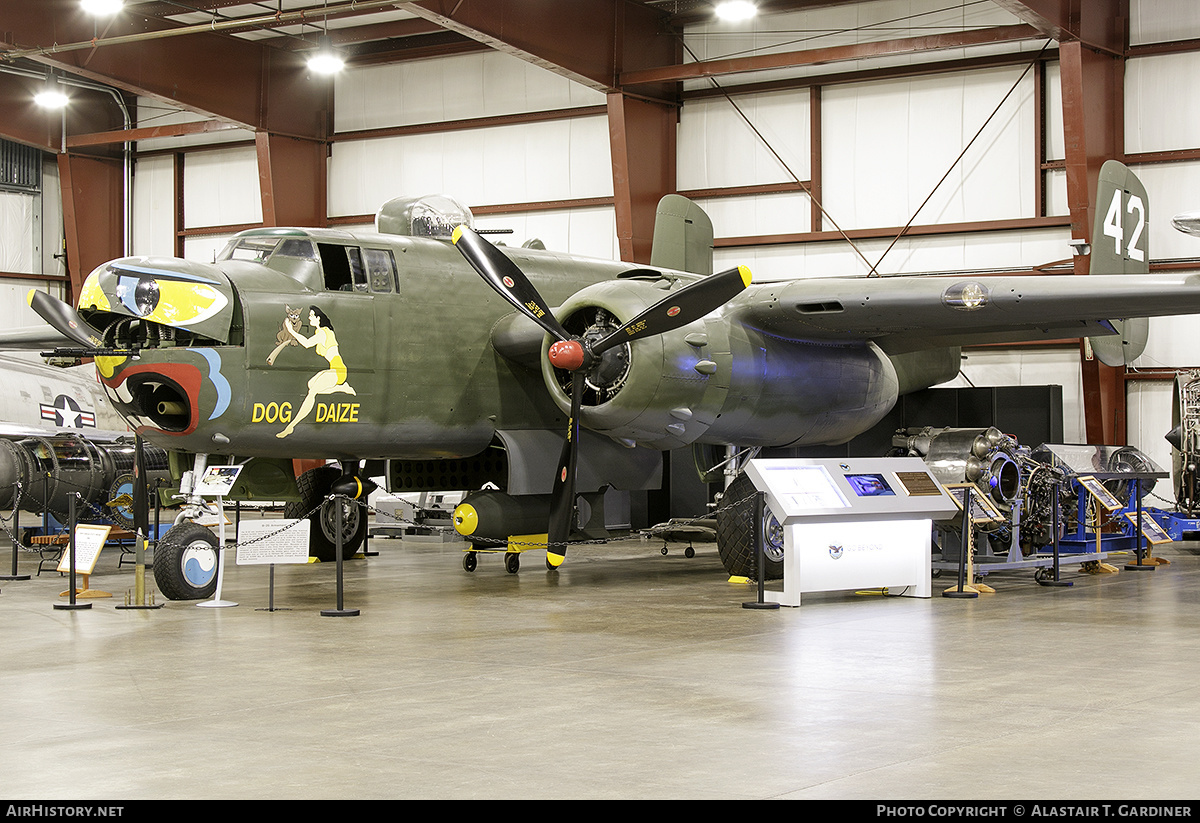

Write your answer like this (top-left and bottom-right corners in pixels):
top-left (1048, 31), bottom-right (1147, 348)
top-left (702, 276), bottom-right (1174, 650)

top-left (542, 276), bottom-right (901, 450)
top-left (542, 277), bottom-right (736, 451)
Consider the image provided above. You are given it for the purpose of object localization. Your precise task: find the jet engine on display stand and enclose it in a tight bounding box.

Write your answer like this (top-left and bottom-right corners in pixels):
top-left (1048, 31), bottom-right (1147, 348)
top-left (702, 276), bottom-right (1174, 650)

top-left (0, 433), bottom-right (173, 534)
top-left (890, 428), bottom-right (1170, 582)
top-left (1164, 370), bottom-right (1200, 527)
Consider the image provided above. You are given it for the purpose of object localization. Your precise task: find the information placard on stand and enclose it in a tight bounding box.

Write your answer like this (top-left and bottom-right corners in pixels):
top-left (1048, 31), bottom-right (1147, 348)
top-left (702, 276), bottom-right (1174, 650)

top-left (236, 519), bottom-right (311, 566)
top-left (57, 524), bottom-right (113, 600)
top-left (745, 458), bottom-right (959, 607)
top-left (192, 466), bottom-right (245, 609)
top-left (56, 524), bottom-right (111, 576)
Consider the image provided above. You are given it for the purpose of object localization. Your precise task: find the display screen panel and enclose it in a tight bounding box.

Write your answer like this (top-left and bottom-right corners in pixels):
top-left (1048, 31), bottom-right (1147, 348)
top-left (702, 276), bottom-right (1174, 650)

top-left (845, 473), bottom-right (895, 497)
top-left (756, 464), bottom-right (848, 510)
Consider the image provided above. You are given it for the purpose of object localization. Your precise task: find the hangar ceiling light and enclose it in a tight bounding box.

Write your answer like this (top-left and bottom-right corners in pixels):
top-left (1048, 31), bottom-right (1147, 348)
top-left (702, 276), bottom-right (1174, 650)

top-left (307, 34), bottom-right (345, 74)
top-left (34, 74), bottom-right (68, 109)
top-left (81, 0), bottom-right (123, 16)
top-left (714, 1), bottom-right (757, 22)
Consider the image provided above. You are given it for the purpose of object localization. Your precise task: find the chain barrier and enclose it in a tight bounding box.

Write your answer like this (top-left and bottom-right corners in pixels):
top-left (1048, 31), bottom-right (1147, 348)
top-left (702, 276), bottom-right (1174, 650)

top-left (0, 481), bottom-right (22, 548)
top-left (334, 491), bottom-right (739, 552)
top-left (21, 472), bottom-right (1192, 558)
top-left (0, 471), bottom-right (737, 556)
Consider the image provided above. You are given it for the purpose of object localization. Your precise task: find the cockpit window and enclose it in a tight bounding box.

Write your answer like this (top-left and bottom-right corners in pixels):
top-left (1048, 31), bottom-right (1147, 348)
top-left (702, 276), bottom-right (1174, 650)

top-left (221, 236), bottom-right (280, 263)
top-left (219, 236), bottom-right (317, 265)
top-left (275, 238), bottom-right (317, 261)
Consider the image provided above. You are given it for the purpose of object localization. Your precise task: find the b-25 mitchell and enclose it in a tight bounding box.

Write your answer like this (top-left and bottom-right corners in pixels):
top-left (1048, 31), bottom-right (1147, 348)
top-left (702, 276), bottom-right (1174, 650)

top-left (20, 160), bottom-right (1200, 599)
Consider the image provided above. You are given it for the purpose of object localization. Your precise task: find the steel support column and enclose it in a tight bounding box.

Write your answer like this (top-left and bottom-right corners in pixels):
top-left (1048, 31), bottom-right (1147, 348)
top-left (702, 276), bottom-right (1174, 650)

top-left (1060, 36), bottom-right (1127, 445)
top-left (607, 93), bottom-right (676, 264)
top-left (256, 133), bottom-right (328, 229)
top-left (58, 152), bottom-right (123, 304)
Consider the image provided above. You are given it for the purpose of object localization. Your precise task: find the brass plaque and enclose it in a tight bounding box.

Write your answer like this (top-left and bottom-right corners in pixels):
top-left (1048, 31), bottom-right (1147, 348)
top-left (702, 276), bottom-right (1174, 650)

top-left (895, 471), bottom-right (942, 496)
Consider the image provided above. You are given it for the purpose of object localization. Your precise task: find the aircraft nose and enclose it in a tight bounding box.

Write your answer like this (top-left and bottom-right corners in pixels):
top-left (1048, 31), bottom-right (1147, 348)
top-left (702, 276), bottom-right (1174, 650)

top-left (79, 257), bottom-right (237, 345)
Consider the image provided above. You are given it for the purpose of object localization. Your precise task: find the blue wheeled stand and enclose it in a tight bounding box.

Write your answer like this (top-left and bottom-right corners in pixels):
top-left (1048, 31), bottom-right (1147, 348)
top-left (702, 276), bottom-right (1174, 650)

top-left (1033, 445), bottom-right (1169, 576)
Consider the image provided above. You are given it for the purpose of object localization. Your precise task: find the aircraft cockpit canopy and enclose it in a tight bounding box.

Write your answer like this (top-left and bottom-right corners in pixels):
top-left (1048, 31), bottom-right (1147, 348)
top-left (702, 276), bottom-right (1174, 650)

top-left (375, 194), bottom-right (474, 239)
top-left (219, 232), bottom-right (316, 266)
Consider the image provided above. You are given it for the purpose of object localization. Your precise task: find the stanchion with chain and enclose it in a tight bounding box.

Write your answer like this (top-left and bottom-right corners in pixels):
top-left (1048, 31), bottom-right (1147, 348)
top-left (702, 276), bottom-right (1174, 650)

top-left (118, 437), bottom-right (163, 609)
top-left (53, 493), bottom-right (90, 611)
top-left (1037, 478), bottom-right (1072, 588)
top-left (944, 486), bottom-right (979, 599)
top-left (321, 494), bottom-right (359, 617)
top-left (1125, 478), bottom-right (1157, 572)
top-left (742, 490), bottom-right (779, 610)
top-left (1, 481), bottom-right (29, 582)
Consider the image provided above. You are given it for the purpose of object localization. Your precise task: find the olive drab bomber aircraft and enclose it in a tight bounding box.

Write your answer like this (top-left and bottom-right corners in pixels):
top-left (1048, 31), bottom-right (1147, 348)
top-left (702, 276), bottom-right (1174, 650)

top-left (17, 160), bottom-right (1200, 600)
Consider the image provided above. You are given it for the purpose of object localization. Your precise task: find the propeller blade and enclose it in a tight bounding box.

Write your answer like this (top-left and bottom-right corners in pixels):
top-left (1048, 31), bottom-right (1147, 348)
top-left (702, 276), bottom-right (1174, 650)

top-left (546, 370), bottom-right (583, 568)
top-left (27, 290), bottom-right (106, 350)
top-left (451, 224), bottom-right (571, 342)
top-left (591, 265), bottom-right (751, 355)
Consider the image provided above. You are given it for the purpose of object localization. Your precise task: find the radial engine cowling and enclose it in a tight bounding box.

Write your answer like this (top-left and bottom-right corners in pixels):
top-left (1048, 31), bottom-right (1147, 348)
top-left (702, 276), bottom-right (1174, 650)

top-left (542, 274), bottom-right (905, 451)
top-left (540, 276), bottom-right (731, 451)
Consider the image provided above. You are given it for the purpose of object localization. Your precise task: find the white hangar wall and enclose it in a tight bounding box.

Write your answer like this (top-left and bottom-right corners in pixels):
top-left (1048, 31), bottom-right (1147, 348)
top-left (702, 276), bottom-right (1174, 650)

top-left (0, 157), bottom-right (68, 330)
top-left (131, 49), bottom-right (618, 262)
top-left (124, 0), bottom-right (1200, 498)
top-left (327, 51), bottom-right (617, 260)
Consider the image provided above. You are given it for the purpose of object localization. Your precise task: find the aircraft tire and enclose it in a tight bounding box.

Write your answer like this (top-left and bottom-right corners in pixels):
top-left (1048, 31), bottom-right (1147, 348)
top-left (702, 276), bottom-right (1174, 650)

top-left (285, 466), bottom-right (366, 563)
top-left (715, 472), bottom-right (784, 580)
top-left (153, 521), bottom-right (220, 600)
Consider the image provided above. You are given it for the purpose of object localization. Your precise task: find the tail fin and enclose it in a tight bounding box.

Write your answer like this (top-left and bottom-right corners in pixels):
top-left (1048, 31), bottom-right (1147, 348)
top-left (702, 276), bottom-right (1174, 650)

top-left (650, 194), bottom-right (714, 276)
top-left (1088, 159), bottom-right (1150, 367)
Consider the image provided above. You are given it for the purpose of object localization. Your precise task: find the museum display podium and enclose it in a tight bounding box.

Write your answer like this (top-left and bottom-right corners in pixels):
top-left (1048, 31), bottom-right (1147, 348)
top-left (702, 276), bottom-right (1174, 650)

top-left (745, 458), bottom-right (960, 607)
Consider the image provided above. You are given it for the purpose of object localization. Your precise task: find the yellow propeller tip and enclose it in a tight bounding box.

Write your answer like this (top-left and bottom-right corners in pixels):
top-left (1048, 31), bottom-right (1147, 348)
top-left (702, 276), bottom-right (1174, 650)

top-left (738, 265), bottom-right (752, 287)
top-left (547, 551), bottom-right (565, 567)
top-left (26, 289), bottom-right (37, 307)
top-left (451, 225), bottom-right (464, 244)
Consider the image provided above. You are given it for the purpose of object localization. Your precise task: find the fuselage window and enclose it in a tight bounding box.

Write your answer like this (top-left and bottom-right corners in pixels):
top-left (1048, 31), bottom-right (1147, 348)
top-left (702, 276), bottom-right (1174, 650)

top-left (318, 243), bottom-right (368, 292)
top-left (364, 248), bottom-right (397, 293)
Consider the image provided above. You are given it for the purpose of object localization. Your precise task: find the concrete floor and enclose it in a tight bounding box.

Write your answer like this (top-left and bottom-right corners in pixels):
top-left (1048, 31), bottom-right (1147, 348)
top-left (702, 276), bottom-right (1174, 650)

top-left (2, 519), bottom-right (1199, 800)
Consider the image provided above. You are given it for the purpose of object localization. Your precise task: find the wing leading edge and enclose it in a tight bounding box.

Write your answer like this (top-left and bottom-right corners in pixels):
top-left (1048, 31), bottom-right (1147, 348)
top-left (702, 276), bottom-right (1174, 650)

top-left (728, 272), bottom-right (1200, 355)
top-left (730, 159), bottom-right (1194, 357)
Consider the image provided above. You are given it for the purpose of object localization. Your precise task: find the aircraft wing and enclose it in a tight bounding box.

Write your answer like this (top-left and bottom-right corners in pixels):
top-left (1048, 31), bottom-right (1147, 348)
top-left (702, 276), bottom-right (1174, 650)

top-left (0, 326), bottom-right (78, 350)
top-left (731, 272), bottom-right (1200, 354)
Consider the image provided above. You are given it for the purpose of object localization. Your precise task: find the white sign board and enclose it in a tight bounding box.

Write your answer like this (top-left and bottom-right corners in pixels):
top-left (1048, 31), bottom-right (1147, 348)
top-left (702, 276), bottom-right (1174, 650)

top-left (57, 524), bottom-right (112, 575)
top-left (236, 519), bottom-right (311, 566)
